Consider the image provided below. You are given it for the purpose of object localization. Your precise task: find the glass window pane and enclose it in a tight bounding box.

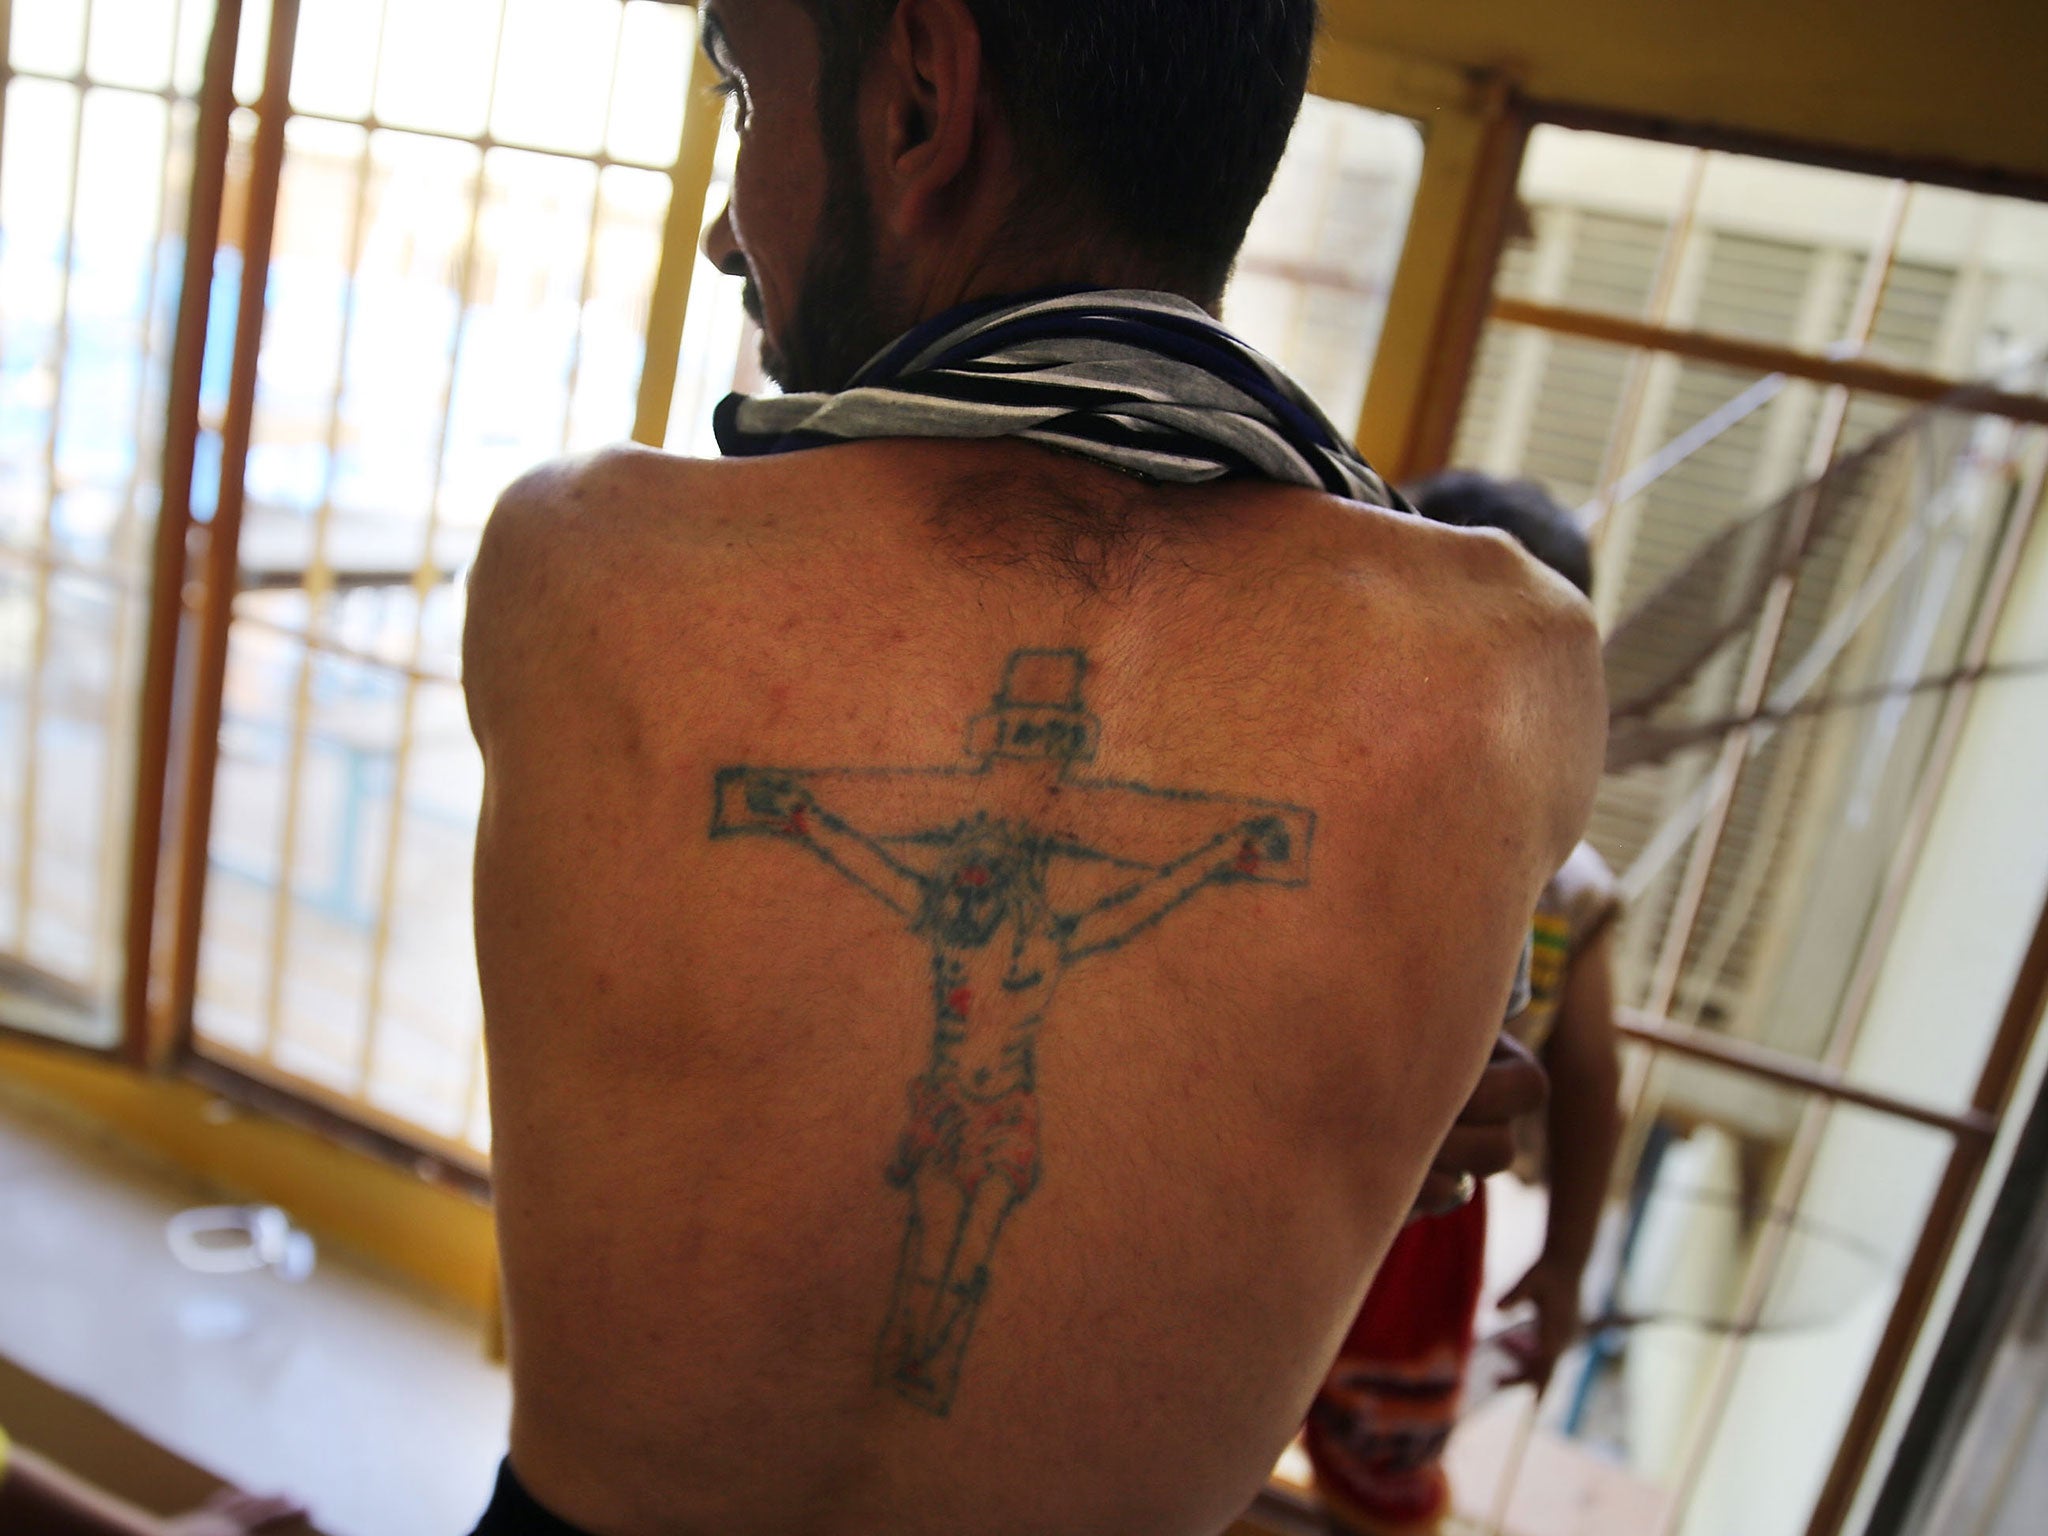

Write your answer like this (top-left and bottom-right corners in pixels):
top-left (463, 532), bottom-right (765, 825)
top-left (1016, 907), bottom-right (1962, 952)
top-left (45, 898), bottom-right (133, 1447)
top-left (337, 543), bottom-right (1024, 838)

top-left (0, 38), bottom-right (197, 1052)
top-left (290, 0), bottom-right (387, 121)
top-left (1439, 1059), bottom-right (1822, 1532)
top-left (185, 19), bottom-right (698, 1138)
top-left (490, 0), bottom-right (620, 156)
top-left (230, 0), bottom-right (271, 107)
top-left (663, 105), bottom-right (750, 457)
top-left (1679, 1108), bottom-right (1956, 1536)
top-left (84, 0), bottom-right (180, 91)
top-left (326, 130), bottom-right (476, 557)
top-left (563, 164), bottom-right (670, 452)
top-left (606, 0), bottom-right (690, 169)
top-left (0, 79), bottom-right (81, 536)
top-left (59, 90), bottom-right (172, 519)
top-left (362, 679), bottom-right (481, 1140)
top-left (373, 0), bottom-right (499, 138)
top-left (198, 614), bottom-right (302, 1054)
top-left (172, 0), bottom-right (212, 96)
top-left (9, 0), bottom-right (90, 78)
top-left (1448, 125), bottom-right (2048, 1061)
top-left (1225, 97), bottom-right (1424, 439)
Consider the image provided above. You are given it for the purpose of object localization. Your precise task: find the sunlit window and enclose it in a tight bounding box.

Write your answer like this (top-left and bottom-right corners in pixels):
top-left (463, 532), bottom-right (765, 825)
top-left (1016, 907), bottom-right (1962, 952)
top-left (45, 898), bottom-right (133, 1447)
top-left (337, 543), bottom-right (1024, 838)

top-left (1226, 98), bottom-right (1424, 441)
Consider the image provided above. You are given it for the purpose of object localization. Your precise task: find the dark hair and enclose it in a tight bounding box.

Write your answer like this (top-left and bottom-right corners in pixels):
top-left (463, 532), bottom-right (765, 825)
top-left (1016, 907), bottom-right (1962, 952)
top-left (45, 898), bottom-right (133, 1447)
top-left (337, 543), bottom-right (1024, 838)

top-left (1408, 471), bottom-right (1595, 598)
top-left (806, 1), bottom-right (1320, 305)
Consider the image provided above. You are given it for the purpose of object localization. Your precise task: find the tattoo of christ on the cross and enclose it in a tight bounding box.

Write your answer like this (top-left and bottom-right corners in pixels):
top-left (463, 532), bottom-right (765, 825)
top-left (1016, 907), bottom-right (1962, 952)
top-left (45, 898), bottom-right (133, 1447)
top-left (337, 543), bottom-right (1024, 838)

top-left (711, 649), bottom-right (1315, 1416)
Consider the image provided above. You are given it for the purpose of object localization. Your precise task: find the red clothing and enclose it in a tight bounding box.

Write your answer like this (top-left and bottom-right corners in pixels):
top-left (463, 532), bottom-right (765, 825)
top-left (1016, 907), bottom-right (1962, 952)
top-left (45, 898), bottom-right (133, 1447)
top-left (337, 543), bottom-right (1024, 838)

top-left (1305, 1189), bottom-right (1488, 1532)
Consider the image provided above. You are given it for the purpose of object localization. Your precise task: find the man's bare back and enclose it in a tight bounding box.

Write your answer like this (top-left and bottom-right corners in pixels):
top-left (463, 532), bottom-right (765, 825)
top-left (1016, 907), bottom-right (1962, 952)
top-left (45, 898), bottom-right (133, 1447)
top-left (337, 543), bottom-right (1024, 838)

top-left (465, 438), bottom-right (1601, 1536)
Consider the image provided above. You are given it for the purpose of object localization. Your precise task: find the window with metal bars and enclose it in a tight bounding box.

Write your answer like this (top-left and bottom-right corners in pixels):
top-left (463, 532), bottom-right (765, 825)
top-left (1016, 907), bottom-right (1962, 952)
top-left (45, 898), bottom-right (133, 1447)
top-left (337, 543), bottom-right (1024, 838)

top-left (1445, 139), bottom-right (2019, 1052)
top-left (0, 1), bottom-right (1433, 1162)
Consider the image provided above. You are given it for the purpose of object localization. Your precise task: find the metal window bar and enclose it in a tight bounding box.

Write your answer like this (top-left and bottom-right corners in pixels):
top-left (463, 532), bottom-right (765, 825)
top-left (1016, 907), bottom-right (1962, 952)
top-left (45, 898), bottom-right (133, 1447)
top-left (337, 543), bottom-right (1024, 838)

top-left (1444, 161), bottom-right (2048, 1536)
top-left (1579, 370), bottom-right (1795, 529)
top-left (219, 603), bottom-right (460, 688)
top-left (11, 0), bottom-right (97, 968)
top-left (275, 104), bottom-right (688, 174)
top-left (555, 21), bottom-right (633, 455)
top-left (1807, 884), bottom-right (2048, 1536)
top-left (191, 1038), bottom-right (492, 1181)
top-left (1592, 416), bottom-right (2039, 1373)
top-left (1579, 148), bottom-right (1708, 546)
top-left (3, 63), bottom-right (204, 100)
top-left (1641, 182), bottom-right (1910, 1022)
top-left (91, 0), bottom-right (200, 1005)
top-left (1617, 1010), bottom-right (1994, 1147)
top-left (1490, 296), bottom-right (2048, 428)
top-left (123, 0), bottom-right (244, 1066)
top-left (0, 543), bottom-right (148, 596)
top-left (151, 0), bottom-right (726, 1139)
top-left (250, 0), bottom-right (397, 1065)
top-left (1801, 444), bottom-right (2048, 1121)
top-left (1862, 981), bottom-right (2048, 1536)
top-left (633, 46), bottom-right (727, 447)
top-left (346, 4), bottom-right (513, 1104)
top-left (343, 41), bottom-right (702, 1111)
top-left (1795, 439), bottom-right (2048, 1534)
top-left (1593, 192), bottom-right (1909, 1227)
top-left (1640, 420), bottom-right (2045, 1536)
top-left (160, 0), bottom-right (302, 1061)
top-left (0, 0), bottom-right (12, 175)
top-left (1616, 437), bottom-right (1987, 904)
top-left (1, 0), bottom-right (207, 1017)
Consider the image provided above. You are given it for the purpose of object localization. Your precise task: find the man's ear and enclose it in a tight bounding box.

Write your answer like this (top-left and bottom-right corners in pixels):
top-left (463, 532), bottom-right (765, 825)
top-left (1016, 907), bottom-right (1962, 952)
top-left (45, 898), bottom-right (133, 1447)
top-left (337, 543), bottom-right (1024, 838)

top-left (872, 0), bottom-right (986, 237)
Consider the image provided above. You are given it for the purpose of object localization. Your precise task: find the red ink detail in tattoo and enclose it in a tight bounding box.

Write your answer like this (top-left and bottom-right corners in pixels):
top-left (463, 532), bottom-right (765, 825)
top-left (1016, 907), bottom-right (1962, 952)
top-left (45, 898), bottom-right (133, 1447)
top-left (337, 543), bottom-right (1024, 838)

top-left (707, 649), bottom-right (1318, 1418)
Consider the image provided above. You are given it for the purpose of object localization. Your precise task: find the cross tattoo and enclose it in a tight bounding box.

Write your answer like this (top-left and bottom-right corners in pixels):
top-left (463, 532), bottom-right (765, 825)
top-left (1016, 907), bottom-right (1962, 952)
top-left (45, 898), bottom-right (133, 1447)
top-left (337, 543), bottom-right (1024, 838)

top-left (712, 649), bottom-right (1316, 1415)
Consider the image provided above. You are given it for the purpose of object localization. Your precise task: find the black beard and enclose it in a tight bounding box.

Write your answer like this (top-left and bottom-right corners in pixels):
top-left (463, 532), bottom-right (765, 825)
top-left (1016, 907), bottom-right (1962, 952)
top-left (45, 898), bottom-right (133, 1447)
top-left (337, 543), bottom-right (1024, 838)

top-left (757, 153), bottom-right (901, 394)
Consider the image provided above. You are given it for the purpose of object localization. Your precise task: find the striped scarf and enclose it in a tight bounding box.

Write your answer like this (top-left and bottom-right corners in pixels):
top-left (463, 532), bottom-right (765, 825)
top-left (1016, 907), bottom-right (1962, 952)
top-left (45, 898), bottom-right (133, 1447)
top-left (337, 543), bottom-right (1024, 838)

top-left (713, 288), bottom-right (1405, 509)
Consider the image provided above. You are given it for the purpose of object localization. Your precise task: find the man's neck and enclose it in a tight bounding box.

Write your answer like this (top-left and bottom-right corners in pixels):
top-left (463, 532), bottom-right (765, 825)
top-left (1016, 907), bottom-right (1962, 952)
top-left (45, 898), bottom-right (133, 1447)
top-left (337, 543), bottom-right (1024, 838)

top-left (889, 225), bottom-right (1217, 334)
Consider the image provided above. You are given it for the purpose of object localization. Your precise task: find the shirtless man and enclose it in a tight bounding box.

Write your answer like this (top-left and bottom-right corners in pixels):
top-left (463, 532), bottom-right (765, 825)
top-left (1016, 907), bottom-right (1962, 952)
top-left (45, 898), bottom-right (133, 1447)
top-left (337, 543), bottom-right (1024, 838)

top-left (463, 3), bottom-right (1602, 1534)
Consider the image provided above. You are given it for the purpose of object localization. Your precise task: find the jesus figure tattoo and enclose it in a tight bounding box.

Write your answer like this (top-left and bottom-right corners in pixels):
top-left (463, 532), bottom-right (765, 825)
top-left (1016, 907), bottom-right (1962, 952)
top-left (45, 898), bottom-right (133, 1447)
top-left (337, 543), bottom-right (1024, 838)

top-left (712, 650), bottom-right (1315, 1415)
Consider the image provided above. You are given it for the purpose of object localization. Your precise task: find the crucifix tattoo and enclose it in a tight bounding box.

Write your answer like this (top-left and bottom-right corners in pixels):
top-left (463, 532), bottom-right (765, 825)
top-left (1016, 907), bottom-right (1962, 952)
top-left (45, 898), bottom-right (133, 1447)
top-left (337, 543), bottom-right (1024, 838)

top-left (712, 650), bottom-right (1315, 1415)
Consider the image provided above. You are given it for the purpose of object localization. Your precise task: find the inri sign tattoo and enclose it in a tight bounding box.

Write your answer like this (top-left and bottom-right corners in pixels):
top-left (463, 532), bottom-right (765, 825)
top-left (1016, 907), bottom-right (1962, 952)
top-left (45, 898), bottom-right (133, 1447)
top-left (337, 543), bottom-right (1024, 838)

top-left (712, 650), bottom-right (1315, 1415)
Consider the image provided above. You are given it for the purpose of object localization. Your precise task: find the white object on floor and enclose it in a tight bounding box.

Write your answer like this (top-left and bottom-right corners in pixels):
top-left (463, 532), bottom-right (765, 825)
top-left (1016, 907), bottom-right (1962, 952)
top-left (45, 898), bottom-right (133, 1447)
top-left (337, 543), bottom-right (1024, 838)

top-left (0, 1092), bottom-right (510, 1536)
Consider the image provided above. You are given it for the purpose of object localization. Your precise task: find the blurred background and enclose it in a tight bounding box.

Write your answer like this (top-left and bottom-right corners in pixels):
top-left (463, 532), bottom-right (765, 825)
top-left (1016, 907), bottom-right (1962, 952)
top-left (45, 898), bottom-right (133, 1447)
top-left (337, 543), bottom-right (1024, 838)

top-left (3, 2), bottom-right (2047, 1534)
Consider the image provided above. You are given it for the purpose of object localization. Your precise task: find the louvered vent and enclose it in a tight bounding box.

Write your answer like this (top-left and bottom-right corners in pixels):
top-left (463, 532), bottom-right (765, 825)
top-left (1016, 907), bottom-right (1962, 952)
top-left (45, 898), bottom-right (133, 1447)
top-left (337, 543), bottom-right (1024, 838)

top-left (1444, 200), bottom-right (1964, 1050)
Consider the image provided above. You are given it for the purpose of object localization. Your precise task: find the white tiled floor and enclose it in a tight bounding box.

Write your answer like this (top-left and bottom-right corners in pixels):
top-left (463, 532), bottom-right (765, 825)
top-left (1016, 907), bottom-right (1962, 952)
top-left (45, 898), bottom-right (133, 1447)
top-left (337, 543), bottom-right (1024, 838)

top-left (0, 1087), bottom-right (510, 1536)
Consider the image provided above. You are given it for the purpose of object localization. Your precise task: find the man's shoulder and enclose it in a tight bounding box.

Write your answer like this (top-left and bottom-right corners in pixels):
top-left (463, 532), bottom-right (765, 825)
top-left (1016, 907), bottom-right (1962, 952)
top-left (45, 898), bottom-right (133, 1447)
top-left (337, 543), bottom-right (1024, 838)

top-left (476, 444), bottom-right (746, 565)
top-left (1313, 507), bottom-right (1607, 866)
top-left (472, 439), bottom-right (936, 590)
top-left (463, 446), bottom-right (734, 730)
top-left (1318, 506), bottom-right (1601, 702)
top-left (467, 445), bottom-right (822, 642)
